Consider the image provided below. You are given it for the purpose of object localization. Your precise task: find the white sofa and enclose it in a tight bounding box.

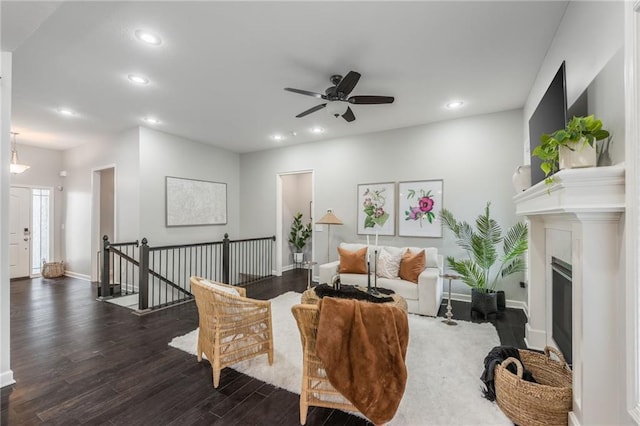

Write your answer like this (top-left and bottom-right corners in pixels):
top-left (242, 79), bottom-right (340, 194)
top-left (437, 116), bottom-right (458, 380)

top-left (318, 242), bottom-right (444, 316)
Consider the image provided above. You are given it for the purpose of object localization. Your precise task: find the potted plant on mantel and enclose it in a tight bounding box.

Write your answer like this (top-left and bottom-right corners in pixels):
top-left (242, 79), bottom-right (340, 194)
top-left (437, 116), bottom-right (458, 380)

top-left (288, 212), bottom-right (312, 264)
top-left (440, 202), bottom-right (528, 319)
top-left (532, 114), bottom-right (610, 185)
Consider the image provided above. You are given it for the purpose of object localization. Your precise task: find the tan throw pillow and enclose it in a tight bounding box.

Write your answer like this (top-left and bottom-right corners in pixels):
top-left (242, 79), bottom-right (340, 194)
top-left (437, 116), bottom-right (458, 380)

top-left (338, 246), bottom-right (368, 274)
top-left (376, 247), bottom-right (402, 279)
top-left (399, 249), bottom-right (426, 284)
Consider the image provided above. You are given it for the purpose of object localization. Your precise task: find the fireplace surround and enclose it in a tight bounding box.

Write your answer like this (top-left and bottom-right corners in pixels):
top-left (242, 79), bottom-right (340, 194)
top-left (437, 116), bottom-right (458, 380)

top-left (514, 165), bottom-right (625, 425)
top-left (551, 256), bottom-right (572, 365)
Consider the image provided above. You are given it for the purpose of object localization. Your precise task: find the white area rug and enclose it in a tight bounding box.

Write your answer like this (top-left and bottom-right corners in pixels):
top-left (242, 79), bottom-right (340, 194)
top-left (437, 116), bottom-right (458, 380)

top-left (105, 294), bottom-right (138, 310)
top-left (169, 291), bottom-right (511, 425)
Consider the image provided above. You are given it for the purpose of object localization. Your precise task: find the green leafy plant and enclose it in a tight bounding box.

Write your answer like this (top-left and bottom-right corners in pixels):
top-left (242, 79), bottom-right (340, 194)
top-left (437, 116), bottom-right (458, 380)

top-left (532, 115), bottom-right (610, 184)
top-left (440, 202), bottom-right (528, 293)
top-left (288, 212), bottom-right (312, 252)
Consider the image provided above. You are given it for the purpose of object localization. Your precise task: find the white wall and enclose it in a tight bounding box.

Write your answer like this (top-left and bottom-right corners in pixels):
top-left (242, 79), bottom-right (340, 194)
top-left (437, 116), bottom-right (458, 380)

top-left (1, 51), bottom-right (15, 387)
top-left (587, 47), bottom-right (625, 165)
top-left (138, 127), bottom-right (240, 245)
top-left (62, 127), bottom-right (140, 277)
top-left (9, 144), bottom-right (64, 263)
top-left (99, 167), bottom-right (114, 242)
top-left (523, 1), bottom-right (625, 162)
top-left (241, 109), bottom-right (526, 301)
top-left (61, 126), bottom-right (241, 276)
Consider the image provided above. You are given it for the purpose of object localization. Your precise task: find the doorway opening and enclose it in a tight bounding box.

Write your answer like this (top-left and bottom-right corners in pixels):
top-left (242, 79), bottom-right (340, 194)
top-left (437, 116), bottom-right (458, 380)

top-left (276, 171), bottom-right (314, 276)
top-left (90, 166), bottom-right (116, 282)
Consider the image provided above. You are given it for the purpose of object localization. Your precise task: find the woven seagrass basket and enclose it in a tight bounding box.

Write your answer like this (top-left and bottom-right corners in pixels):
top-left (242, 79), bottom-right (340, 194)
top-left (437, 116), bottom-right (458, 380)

top-left (42, 261), bottom-right (64, 278)
top-left (494, 346), bottom-right (572, 426)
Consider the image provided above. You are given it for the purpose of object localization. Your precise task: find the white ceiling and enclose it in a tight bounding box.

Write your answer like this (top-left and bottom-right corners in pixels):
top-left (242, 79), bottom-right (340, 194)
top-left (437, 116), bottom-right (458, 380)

top-left (2, 1), bottom-right (568, 153)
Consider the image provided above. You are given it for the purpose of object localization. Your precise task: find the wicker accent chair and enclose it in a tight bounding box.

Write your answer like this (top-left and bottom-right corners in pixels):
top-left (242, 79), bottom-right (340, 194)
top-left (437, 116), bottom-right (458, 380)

top-left (291, 303), bottom-right (359, 425)
top-left (190, 276), bottom-right (274, 388)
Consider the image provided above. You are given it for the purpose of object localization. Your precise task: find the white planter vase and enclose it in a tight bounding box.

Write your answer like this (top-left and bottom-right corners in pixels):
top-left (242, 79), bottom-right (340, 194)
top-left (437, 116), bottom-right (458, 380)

top-left (558, 138), bottom-right (597, 170)
top-left (512, 165), bottom-right (531, 192)
top-left (293, 252), bottom-right (304, 263)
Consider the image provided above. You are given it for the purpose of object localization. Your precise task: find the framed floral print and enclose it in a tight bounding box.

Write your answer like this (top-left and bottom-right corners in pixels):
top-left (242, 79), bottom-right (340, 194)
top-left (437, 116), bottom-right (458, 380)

top-left (357, 182), bottom-right (395, 236)
top-left (398, 179), bottom-right (443, 237)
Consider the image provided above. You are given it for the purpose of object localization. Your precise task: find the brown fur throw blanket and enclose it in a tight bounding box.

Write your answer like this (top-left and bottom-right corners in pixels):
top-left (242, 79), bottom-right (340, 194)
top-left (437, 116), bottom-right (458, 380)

top-left (316, 297), bottom-right (409, 425)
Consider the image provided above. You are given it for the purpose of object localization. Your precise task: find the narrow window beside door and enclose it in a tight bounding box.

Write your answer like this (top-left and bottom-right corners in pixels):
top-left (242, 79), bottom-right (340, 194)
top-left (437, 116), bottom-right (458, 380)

top-left (32, 188), bottom-right (51, 275)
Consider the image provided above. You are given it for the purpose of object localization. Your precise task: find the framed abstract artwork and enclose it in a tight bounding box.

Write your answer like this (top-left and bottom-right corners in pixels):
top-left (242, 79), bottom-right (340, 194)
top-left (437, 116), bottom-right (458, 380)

top-left (398, 179), bottom-right (443, 237)
top-left (356, 182), bottom-right (395, 236)
top-left (166, 176), bottom-right (227, 227)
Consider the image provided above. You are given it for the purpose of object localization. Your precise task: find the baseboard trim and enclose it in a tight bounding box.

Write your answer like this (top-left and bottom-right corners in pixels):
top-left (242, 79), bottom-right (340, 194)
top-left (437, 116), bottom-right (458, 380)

top-left (449, 292), bottom-right (471, 303)
top-left (64, 271), bottom-right (91, 281)
top-left (0, 370), bottom-right (15, 388)
top-left (524, 323), bottom-right (547, 350)
top-left (569, 411), bottom-right (580, 426)
top-left (506, 299), bottom-right (528, 314)
top-left (282, 264), bottom-right (313, 273)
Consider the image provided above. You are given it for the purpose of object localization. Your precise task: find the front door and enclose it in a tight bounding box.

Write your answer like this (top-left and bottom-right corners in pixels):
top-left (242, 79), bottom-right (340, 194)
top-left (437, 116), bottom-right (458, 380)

top-left (10, 187), bottom-right (31, 278)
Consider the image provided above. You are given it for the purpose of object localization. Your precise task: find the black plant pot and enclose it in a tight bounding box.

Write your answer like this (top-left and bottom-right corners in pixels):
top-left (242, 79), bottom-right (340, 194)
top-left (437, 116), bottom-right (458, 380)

top-left (471, 288), bottom-right (498, 319)
top-left (497, 290), bottom-right (506, 311)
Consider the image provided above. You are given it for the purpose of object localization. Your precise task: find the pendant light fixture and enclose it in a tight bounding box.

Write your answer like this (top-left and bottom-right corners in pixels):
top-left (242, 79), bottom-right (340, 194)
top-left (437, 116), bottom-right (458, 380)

top-left (9, 132), bottom-right (30, 174)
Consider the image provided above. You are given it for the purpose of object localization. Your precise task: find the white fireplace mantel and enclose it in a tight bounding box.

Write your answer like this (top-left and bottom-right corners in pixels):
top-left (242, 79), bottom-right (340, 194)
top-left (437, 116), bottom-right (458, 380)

top-left (514, 164), bottom-right (625, 216)
top-left (514, 165), bottom-right (625, 426)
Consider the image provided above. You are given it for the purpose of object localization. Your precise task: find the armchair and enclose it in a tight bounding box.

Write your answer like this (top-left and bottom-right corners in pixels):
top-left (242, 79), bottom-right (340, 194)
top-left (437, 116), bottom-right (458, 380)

top-left (291, 303), bottom-right (358, 424)
top-left (190, 276), bottom-right (274, 388)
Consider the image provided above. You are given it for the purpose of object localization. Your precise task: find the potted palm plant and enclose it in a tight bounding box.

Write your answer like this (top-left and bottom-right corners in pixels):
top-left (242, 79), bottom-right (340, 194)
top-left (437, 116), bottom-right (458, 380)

top-left (532, 115), bottom-right (610, 184)
top-left (440, 202), bottom-right (528, 318)
top-left (288, 212), bottom-right (312, 264)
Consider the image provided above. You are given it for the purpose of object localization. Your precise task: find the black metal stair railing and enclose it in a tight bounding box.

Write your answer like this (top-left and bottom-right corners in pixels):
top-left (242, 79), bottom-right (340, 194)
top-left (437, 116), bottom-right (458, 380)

top-left (100, 233), bottom-right (276, 312)
top-left (98, 237), bottom-right (140, 299)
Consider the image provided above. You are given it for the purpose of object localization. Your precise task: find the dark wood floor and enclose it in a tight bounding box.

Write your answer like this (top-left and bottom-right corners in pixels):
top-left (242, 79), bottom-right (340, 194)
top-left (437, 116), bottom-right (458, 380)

top-left (1, 270), bottom-right (527, 425)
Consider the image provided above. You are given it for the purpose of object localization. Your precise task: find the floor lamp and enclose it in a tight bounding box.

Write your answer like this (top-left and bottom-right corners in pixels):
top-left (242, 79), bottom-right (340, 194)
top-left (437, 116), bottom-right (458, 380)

top-left (316, 209), bottom-right (343, 262)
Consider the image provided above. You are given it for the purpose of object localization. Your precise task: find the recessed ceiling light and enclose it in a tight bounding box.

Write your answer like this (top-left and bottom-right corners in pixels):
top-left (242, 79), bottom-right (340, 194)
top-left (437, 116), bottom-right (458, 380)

top-left (134, 30), bottom-right (162, 46)
top-left (57, 108), bottom-right (75, 116)
top-left (271, 134), bottom-right (284, 141)
top-left (143, 117), bottom-right (161, 125)
top-left (128, 74), bottom-right (149, 85)
top-left (446, 100), bottom-right (465, 109)
top-left (310, 127), bottom-right (325, 134)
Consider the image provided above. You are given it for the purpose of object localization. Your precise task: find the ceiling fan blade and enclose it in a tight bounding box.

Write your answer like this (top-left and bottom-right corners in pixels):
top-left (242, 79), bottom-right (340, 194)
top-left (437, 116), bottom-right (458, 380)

top-left (348, 95), bottom-right (395, 104)
top-left (296, 103), bottom-right (326, 118)
top-left (285, 88), bottom-right (327, 99)
top-left (335, 71), bottom-right (361, 96)
top-left (342, 106), bottom-right (356, 122)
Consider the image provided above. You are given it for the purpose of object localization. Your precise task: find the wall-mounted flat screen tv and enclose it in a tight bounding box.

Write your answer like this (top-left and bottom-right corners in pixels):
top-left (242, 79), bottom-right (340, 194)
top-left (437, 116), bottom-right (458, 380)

top-left (528, 61), bottom-right (567, 186)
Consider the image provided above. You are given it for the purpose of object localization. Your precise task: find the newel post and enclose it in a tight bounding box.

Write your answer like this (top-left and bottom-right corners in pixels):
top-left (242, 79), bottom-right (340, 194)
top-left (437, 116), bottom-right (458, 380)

top-left (222, 233), bottom-right (230, 284)
top-left (139, 238), bottom-right (149, 310)
top-left (100, 235), bottom-right (111, 299)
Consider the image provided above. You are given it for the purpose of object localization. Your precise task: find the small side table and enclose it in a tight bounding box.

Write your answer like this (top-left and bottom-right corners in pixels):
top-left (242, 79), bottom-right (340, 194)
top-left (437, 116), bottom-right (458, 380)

top-left (305, 261), bottom-right (318, 290)
top-left (441, 273), bottom-right (461, 326)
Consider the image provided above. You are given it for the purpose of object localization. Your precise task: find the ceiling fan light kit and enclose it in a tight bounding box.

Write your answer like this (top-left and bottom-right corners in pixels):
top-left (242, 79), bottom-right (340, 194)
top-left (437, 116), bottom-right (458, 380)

top-left (284, 70), bottom-right (394, 123)
top-left (326, 101), bottom-right (349, 118)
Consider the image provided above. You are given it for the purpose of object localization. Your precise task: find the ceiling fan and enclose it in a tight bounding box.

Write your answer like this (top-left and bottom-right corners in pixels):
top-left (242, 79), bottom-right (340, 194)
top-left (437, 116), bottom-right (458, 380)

top-left (284, 71), bottom-right (394, 122)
